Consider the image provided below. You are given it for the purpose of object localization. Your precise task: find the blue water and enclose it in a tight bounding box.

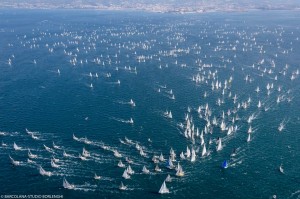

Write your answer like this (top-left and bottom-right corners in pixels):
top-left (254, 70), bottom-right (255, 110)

top-left (0, 9), bottom-right (300, 199)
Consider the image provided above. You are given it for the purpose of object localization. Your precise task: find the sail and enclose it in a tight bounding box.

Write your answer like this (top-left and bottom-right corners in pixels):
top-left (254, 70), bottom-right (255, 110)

top-left (191, 148), bottom-right (196, 162)
top-left (119, 181), bottom-right (127, 190)
top-left (142, 165), bottom-right (149, 174)
top-left (122, 169), bottom-right (130, 179)
top-left (165, 174), bottom-right (172, 182)
top-left (159, 153), bottom-right (165, 161)
top-left (186, 146), bottom-right (191, 158)
top-left (217, 138), bottom-right (222, 151)
top-left (13, 142), bottom-right (21, 150)
top-left (51, 159), bottom-right (59, 168)
top-left (202, 144), bottom-right (207, 157)
top-left (222, 160), bottom-right (228, 169)
top-left (247, 133), bottom-right (251, 142)
top-left (63, 178), bottom-right (75, 189)
top-left (158, 181), bottom-right (169, 194)
top-left (118, 160), bottom-right (125, 168)
top-left (39, 166), bottom-right (52, 176)
top-left (166, 158), bottom-right (174, 169)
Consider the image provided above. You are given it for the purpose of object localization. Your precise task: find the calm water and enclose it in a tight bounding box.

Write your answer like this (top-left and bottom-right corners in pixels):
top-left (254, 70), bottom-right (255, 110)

top-left (0, 9), bottom-right (300, 199)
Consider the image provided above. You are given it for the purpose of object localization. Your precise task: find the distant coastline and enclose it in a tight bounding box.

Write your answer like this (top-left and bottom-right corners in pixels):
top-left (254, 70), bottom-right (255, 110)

top-left (0, 2), bottom-right (299, 14)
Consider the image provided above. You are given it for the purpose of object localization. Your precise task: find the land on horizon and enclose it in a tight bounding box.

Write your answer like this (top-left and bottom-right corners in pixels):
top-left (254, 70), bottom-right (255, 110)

top-left (1, 0), bottom-right (300, 13)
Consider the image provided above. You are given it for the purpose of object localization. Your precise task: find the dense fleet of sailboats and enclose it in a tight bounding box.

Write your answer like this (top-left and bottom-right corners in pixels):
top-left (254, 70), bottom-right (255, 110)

top-left (1, 11), bottom-right (298, 197)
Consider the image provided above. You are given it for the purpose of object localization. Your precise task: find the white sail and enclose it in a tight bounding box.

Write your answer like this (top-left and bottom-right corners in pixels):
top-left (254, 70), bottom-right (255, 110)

top-left (94, 173), bottom-right (101, 180)
top-left (186, 146), bottom-right (191, 158)
top-left (180, 152), bottom-right (185, 159)
top-left (191, 148), bottom-right (196, 162)
top-left (118, 160), bottom-right (125, 168)
top-left (82, 148), bottom-right (90, 157)
top-left (202, 144), bottom-right (207, 157)
top-left (142, 165), bottom-right (150, 174)
top-left (176, 164), bottom-right (184, 177)
top-left (153, 164), bottom-right (160, 172)
top-left (279, 165), bottom-right (284, 173)
top-left (159, 153), bottom-right (165, 161)
top-left (63, 150), bottom-right (71, 157)
top-left (27, 158), bottom-right (36, 164)
top-left (51, 159), bottom-right (59, 168)
top-left (216, 138), bottom-right (222, 151)
top-left (9, 155), bottom-right (20, 166)
top-left (13, 142), bottom-right (22, 150)
top-left (248, 126), bottom-right (252, 134)
top-left (63, 178), bottom-right (75, 189)
top-left (44, 144), bottom-right (53, 153)
top-left (130, 99), bottom-right (136, 107)
top-left (165, 174), bottom-right (172, 182)
top-left (247, 133), bottom-right (251, 142)
top-left (73, 134), bottom-right (79, 141)
top-left (158, 181), bottom-right (170, 194)
top-left (39, 166), bottom-right (52, 177)
top-left (122, 169), bottom-right (130, 179)
top-left (168, 111), bottom-right (172, 119)
top-left (28, 150), bottom-right (37, 159)
top-left (52, 142), bottom-right (61, 150)
top-left (127, 165), bottom-right (134, 175)
top-left (114, 150), bottom-right (122, 158)
top-left (119, 182), bottom-right (127, 190)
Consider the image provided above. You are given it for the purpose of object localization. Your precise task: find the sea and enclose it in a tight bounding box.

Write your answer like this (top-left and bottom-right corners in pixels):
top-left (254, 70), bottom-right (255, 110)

top-left (0, 9), bottom-right (299, 199)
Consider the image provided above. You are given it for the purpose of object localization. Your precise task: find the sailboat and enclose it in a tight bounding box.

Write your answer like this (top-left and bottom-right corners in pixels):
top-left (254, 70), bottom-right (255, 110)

top-left (122, 169), bottom-right (130, 179)
top-left (142, 165), bottom-right (150, 174)
top-left (186, 146), bottom-right (191, 158)
top-left (165, 174), bottom-right (172, 182)
top-left (82, 147), bottom-right (90, 157)
top-left (159, 153), bottom-right (165, 162)
top-left (44, 144), bottom-right (53, 153)
top-left (129, 118), bottom-right (134, 124)
top-left (73, 133), bottom-right (79, 141)
top-left (247, 133), bottom-right (251, 142)
top-left (9, 155), bottom-right (20, 166)
top-left (13, 142), bottom-right (22, 150)
top-left (118, 160), bottom-right (125, 168)
top-left (114, 150), bottom-right (122, 158)
top-left (28, 149), bottom-right (37, 159)
top-left (39, 166), bottom-right (52, 176)
top-left (126, 165), bottom-right (134, 175)
top-left (27, 158), bottom-right (36, 164)
top-left (119, 181), bottom-right (127, 190)
top-left (167, 111), bottom-right (172, 119)
top-left (155, 164), bottom-right (162, 172)
top-left (279, 165), bottom-right (284, 173)
top-left (221, 160), bottom-right (229, 169)
top-left (248, 126), bottom-right (252, 134)
top-left (166, 158), bottom-right (175, 169)
top-left (63, 177), bottom-right (75, 189)
top-left (175, 164), bottom-right (185, 177)
top-left (51, 159), bottom-right (59, 168)
top-left (94, 173), bottom-right (101, 180)
top-left (129, 99), bottom-right (136, 107)
top-left (53, 142), bottom-right (61, 150)
top-left (216, 138), bottom-right (222, 151)
top-left (180, 152), bottom-right (185, 159)
top-left (191, 148), bottom-right (196, 162)
top-left (63, 150), bottom-right (71, 157)
top-left (202, 144), bottom-right (207, 157)
top-left (158, 181), bottom-right (170, 194)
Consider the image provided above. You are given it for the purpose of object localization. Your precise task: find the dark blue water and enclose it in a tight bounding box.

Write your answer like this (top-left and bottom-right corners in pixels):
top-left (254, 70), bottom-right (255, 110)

top-left (0, 9), bottom-right (300, 199)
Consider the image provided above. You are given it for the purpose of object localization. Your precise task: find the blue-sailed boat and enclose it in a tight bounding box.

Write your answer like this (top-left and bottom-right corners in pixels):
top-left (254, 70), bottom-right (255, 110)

top-left (221, 160), bottom-right (228, 169)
